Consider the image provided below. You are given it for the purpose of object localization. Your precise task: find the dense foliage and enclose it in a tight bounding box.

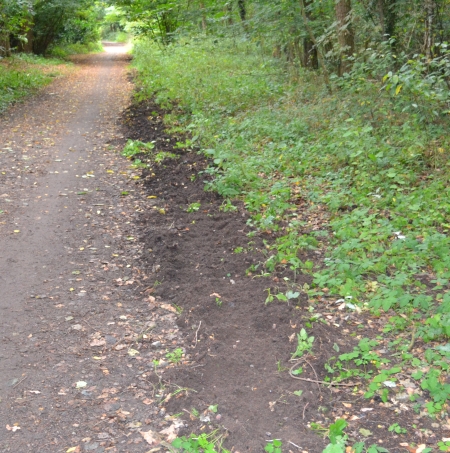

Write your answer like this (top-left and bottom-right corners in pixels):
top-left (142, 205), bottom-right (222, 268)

top-left (0, 0), bottom-right (101, 56)
top-left (126, 0), bottom-right (450, 420)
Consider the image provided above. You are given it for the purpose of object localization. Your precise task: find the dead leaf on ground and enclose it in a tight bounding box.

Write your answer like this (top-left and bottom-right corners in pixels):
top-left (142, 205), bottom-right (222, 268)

top-left (159, 421), bottom-right (184, 442)
top-left (141, 430), bottom-right (162, 445)
top-left (160, 304), bottom-right (177, 313)
top-left (66, 447), bottom-right (81, 453)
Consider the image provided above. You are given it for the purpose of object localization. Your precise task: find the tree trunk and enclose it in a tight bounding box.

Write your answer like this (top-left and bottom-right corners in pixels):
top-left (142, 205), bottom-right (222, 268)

top-left (0, 33), bottom-right (11, 57)
top-left (226, 2), bottom-right (233, 26)
top-left (378, 0), bottom-right (397, 43)
top-left (200, 2), bottom-right (207, 32)
top-left (237, 0), bottom-right (246, 22)
top-left (298, 0), bottom-right (332, 91)
top-left (302, 0), bottom-right (318, 69)
top-left (335, 0), bottom-right (354, 75)
top-left (423, 0), bottom-right (435, 59)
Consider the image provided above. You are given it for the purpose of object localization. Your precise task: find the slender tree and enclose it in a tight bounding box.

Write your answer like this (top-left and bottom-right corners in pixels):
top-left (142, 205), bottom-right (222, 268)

top-left (335, 0), bottom-right (354, 75)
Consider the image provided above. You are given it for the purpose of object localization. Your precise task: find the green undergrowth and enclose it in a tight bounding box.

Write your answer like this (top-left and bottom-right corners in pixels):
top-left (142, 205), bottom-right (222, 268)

top-left (0, 54), bottom-right (65, 113)
top-left (131, 38), bottom-right (450, 416)
top-left (48, 41), bottom-right (103, 59)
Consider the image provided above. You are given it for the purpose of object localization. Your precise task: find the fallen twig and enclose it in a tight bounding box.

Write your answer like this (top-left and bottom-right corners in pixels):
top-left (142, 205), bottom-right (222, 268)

top-left (289, 361), bottom-right (357, 387)
top-left (302, 402), bottom-right (309, 419)
top-left (193, 321), bottom-right (202, 348)
top-left (407, 324), bottom-right (417, 352)
top-left (13, 375), bottom-right (28, 389)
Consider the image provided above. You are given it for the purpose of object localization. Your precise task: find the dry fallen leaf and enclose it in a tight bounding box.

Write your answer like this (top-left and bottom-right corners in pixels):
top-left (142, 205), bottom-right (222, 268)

top-left (66, 447), bottom-right (81, 453)
top-left (90, 339), bottom-right (106, 347)
top-left (160, 304), bottom-right (177, 313)
top-left (159, 421), bottom-right (183, 442)
top-left (140, 430), bottom-right (161, 445)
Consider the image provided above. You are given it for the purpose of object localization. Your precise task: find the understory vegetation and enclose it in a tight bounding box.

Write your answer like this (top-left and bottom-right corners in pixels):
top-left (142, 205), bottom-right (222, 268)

top-left (0, 54), bottom-right (64, 112)
top-left (131, 28), bottom-right (450, 450)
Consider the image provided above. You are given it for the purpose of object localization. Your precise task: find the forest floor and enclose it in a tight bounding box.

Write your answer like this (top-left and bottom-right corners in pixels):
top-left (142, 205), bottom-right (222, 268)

top-left (0, 44), bottom-right (446, 453)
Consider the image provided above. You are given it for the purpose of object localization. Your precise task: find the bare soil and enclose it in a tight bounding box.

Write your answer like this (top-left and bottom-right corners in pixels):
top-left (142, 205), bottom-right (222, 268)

top-left (0, 44), bottom-right (444, 453)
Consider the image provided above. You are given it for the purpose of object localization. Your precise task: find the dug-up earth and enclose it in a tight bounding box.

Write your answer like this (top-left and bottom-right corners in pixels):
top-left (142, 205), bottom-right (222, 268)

top-left (0, 44), bottom-right (446, 453)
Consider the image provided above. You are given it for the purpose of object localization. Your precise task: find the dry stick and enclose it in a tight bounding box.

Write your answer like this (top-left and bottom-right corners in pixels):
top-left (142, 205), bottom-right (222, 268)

top-left (193, 321), bottom-right (202, 349)
top-left (303, 358), bottom-right (322, 395)
top-left (407, 324), bottom-right (417, 352)
top-left (13, 375), bottom-right (28, 389)
top-left (108, 334), bottom-right (125, 352)
top-left (302, 402), bottom-right (309, 420)
top-left (298, 0), bottom-right (332, 93)
top-left (82, 318), bottom-right (97, 331)
top-left (288, 440), bottom-right (302, 449)
top-left (289, 362), bottom-right (357, 387)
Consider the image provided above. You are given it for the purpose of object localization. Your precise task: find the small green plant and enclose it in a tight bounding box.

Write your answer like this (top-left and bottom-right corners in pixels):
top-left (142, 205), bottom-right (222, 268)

top-left (166, 348), bottom-right (183, 363)
top-left (233, 246), bottom-right (244, 254)
top-left (219, 200), bottom-right (238, 212)
top-left (174, 138), bottom-right (194, 149)
top-left (438, 440), bottom-right (450, 451)
top-left (276, 360), bottom-right (288, 372)
top-left (291, 328), bottom-right (314, 359)
top-left (186, 202), bottom-right (201, 213)
top-left (265, 440), bottom-right (282, 453)
top-left (172, 431), bottom-right (229, 453)
top-left (215, 297), bottom-right (222, 307)
top-left (173, 303), bottom-right (183, 314)
top-left (387, 423), bottom-right (407, 435)
top-left (121, 139), bottom-right (155, 158)
top-left (154, 151), bottom-right (178, 163)
top-left (208, 404), bottom-right (218, 413)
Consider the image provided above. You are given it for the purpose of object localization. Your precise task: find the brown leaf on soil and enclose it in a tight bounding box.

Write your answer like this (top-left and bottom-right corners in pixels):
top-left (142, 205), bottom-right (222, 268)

top-left (90, 339), bottom-right (106, 347)
top-left (140, 430), bottom-right (161, 445)
top-left (159, 421), bottom-right (183, 442)
top-left (160, 303), bottom-right (177, 313)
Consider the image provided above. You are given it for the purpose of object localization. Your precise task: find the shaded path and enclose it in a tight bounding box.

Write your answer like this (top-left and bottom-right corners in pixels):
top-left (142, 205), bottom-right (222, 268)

top-left (0, 44), bottom-right (131, 401)
top-left (0, 45), bottom-right (162, 452)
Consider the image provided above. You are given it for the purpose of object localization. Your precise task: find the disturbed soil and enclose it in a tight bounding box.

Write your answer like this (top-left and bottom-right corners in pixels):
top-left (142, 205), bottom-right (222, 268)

top-left (0, 44), bottom-right (446, 453)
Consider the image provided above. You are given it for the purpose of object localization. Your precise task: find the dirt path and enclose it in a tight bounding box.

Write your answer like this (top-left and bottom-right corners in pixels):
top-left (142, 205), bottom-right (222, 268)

top-left (0, 45), bottom-right (439, 453)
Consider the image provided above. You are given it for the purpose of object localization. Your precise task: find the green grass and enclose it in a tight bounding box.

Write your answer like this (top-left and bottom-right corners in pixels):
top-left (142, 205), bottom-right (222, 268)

top-left (0, 54), bottom-right (65, 113)
top-left (131, 37), bottom-right (450, 415)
